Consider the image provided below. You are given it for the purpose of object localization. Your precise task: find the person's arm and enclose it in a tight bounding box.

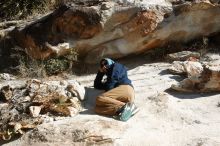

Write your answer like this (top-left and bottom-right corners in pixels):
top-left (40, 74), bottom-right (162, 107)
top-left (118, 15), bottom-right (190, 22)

top-left (104, 71), bottom-right (120, 91)
top-left (94, 71), bottom-right (106, 90)
top-left (105, 64), bottom-right (125, 91)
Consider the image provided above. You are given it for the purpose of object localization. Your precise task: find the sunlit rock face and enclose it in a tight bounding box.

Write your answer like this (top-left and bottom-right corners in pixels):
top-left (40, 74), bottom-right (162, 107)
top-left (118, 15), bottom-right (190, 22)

top-left (12, 0), bottom-right (220, 63)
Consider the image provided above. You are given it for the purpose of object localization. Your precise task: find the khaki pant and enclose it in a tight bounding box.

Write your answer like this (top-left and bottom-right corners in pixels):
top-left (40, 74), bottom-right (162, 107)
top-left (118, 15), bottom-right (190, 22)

top-left (95, 85), bottom-right (135, 116)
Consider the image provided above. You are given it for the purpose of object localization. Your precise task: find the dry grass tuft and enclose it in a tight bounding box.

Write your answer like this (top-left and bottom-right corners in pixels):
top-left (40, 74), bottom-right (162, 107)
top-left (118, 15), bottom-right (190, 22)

top-left (0, 0), bottom-right (66, 21)
top-left (18, 56), bottom-right (47, 78)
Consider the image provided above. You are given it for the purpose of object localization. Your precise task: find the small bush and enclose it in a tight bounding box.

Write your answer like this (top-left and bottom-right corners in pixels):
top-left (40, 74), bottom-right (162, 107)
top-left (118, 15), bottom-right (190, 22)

top-left (18, 56), bottom-right (47, 78)
top-left (0, 0), bottom-right (45, 20)
top-left (18, 56), bottom-right (71, 77)
top-left (44, 57), bottom-right (69, 75)
top-left (0, 0), bottom-right (66, 20)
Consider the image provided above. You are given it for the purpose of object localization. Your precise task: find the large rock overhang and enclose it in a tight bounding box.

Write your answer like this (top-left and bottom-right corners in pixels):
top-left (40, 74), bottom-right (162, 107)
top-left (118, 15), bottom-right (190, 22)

top-left (10, 1), bottom-right (220, 63)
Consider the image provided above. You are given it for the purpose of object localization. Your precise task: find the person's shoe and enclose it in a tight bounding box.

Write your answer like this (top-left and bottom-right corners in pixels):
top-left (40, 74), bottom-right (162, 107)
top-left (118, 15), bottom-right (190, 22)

top-left (130, 102), bottom-right (140, 116)
top-left (115, 104), bottom-right (126, 116)
top-left (117, 102), bottom-right (139, 121)
top-left (118, 103), bottom-right (132, 121)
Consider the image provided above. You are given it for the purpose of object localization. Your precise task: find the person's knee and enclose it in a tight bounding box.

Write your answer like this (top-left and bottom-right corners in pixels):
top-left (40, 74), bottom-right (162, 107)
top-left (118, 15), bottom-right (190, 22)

top-left (94, 106), bottom-right (100, 114)
top-left (129, 95), bottom-right (135, 102)
top-left (95, 95), bottom-right (105, 105)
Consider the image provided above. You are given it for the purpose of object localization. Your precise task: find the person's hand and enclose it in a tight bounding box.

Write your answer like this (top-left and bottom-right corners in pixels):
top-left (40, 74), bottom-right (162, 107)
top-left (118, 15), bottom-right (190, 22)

top-left (99, 66), bottom-right (107, 73)
top-left (99, 67), bottom-right (104, 72)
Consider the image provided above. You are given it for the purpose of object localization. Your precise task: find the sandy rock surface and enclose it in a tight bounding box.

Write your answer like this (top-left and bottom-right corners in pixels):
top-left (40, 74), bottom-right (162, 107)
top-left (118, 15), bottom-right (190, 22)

top-left (2, 55), bottom-right (220, 146)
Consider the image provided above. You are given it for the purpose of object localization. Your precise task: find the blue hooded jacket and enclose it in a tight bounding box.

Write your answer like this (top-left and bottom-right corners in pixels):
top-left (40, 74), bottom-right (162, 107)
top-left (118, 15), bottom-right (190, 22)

top-left (94, 60), bottom-right (133, 91)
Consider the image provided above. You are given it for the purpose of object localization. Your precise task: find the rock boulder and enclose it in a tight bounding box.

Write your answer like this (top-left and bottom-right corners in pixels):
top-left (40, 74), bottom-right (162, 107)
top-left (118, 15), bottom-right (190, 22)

top-left (10, 0), bottom-right (220, 63)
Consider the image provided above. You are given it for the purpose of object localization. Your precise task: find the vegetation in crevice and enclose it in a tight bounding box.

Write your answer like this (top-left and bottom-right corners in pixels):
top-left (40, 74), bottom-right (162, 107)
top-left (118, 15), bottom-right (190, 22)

top-left (0, 0), bottom-right (66, 21)
top-left (17, 55), bottom-right (73, 78)
top-left (44, 57), bottom-right (70, 75)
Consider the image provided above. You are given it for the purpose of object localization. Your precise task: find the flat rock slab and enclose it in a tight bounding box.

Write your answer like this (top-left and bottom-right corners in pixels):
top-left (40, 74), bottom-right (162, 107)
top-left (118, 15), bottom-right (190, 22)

top-left (3, 56), bottom-right (220, 146)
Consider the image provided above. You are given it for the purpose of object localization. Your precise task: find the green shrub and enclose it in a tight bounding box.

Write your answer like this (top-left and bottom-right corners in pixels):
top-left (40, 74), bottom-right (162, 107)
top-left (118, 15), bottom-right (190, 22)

top-left (18, 56), bottom-right (70, 77)
top-left (44, 57), bottom-right (69, 75)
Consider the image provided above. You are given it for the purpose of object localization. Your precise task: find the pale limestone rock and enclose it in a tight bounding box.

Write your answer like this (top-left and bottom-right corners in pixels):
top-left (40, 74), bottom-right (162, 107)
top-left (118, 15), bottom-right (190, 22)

top-left (166, 51), bottom-right (200, 61)
top-left (29, 106), bottom-right (42, 117)
top-left (0, 78), bottom-right (84, 141)
top-left (0, 73), bottom-right (13, 80)
top-left (67, 80), bottom-right (85, 101)
top-left (22, 96), bottom-right (31, 102)
top-left (14, 123), bottom-right (23, 134)
top-left (40, 115), bottom-right (54, 123)
top-left (3, 58), bottom-right (220, 146)
top-left (67, 107), bottom-right (78, 117)
top-left (184, 61), bottom-right (203, 77)
top-left (169, 61), bottom-right (185, 74)
top-left (169, 60), bottom-right (203, 76)
top-left (11, 1), bottom-right (220, 63)
top-left (171, 59), bottom-right (220, 92)
top-left (69, 97), bottom-right (81, 110)
top-left (26, 79), bottom-right (85, 101)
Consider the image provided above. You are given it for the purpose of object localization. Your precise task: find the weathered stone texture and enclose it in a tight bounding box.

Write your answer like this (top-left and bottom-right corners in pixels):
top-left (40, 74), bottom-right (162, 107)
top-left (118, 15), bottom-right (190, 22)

top-left (6, 0), bottom-right (220, 64)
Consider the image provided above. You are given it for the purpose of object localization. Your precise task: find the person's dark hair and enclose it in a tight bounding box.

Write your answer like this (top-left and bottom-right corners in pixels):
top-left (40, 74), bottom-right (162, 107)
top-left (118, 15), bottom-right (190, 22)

top-left (100, 59), bottom-right (108, 67)
top-left (100, 58), bottom-right (115, 69)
